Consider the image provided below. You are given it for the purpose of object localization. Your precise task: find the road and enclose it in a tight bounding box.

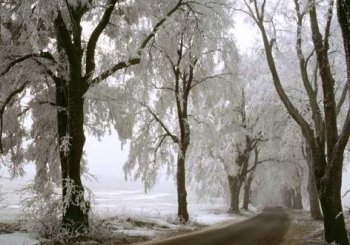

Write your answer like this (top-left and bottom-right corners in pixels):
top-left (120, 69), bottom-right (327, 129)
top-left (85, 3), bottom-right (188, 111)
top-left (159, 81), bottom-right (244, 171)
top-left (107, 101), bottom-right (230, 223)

top-left (144, 208), bottom-right (290, 245)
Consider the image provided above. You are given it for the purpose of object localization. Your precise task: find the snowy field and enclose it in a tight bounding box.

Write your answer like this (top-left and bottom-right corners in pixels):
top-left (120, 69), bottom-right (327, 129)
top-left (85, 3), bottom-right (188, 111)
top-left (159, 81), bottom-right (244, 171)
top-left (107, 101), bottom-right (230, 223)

top-left (0, 173), bottom-right (246, 244)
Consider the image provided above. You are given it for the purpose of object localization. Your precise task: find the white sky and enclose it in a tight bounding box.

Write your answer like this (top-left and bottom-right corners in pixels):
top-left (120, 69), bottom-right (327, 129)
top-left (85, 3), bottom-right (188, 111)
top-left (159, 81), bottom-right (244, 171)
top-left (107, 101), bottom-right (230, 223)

top-left (233, 15), bottom-right (258, 53)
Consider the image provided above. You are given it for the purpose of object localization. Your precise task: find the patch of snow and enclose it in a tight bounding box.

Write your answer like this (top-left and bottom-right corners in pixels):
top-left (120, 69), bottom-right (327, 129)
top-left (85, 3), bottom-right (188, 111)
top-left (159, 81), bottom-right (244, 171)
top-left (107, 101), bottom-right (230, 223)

top-left (0, 232), bottom-right (38, 245)
top-left (0, 174), bottom-right (251, 243)
top-left (119, 228), bottom-right (160, 237)
top-left (192, 213), bottom-right (243, 225)
top-left (248, 204), bottom-right (258, 213)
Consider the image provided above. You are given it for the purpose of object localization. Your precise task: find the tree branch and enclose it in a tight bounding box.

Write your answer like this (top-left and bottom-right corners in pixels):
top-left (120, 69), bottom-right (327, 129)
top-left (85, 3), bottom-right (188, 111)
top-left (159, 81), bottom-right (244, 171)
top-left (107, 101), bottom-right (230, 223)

top-left (54, 10), bottom-right (75, 56)
top-left (336, 81), bottom-right (348, 115)
top-left (309, 0), bottom-right (338, 156)
top-left (139, 102), bottom-right (179, 144)
top-left (0, 81), bottom-right (30, 153)
top-left (294, 0), bottom-right (324, 138)
top-left (85, 0), bottom-right (118, 78)
top-left (1, 52), bottom-right (55, 77)
top-left (90, 0), bottom-right (184, 85)
top-left (138, 0), bottom-right (184, 54)
top-left (89, 57), bottom-right (141, 86)
top-left (323, 0), bottom-right (335, 51)
top-left (248, 0), bottom-right (314, 144)
top-left (334, 0), bottom-right (350, 161)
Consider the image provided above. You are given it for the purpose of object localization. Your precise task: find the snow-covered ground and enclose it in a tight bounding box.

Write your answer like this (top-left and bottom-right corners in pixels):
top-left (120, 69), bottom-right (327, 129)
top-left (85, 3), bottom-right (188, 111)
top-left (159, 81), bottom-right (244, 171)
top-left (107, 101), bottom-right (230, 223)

top-left (0, 174), bottom-right (247, 244)
top-left (88, 179), bottom-right (240, 226)
top-left (0, 232), bottom-right (37, 245)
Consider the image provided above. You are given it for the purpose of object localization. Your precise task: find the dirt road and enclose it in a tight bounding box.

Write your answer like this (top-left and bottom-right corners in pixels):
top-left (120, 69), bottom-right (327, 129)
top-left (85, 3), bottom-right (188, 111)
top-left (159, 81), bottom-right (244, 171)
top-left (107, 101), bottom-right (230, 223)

top-left (145, 208), bottom-right (290, 245)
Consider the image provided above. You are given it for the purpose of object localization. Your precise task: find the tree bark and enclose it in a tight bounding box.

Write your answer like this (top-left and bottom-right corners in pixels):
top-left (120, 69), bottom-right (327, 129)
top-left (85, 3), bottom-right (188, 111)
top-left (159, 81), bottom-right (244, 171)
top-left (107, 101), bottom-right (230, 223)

top-left (242, 173), bottom-right (253, 210)
top-left (307, 168), bottom-right (323, 219)
top-left (320, 195), bottom-right (348, 245)
top-left (62, 89), bottom-right (89, 233)
top-left (228, 143), bottom-right (251, 214)
top-left (177, 151), bottom-right (189, 223)
top-left (55, 77), bottom-right (90, 234)
top-left (316, 155), bottom-right (349, 245)
top-left (55, 78), bottom-right (89, 233)
top-left (54, 10), bottom-right (90, 233)
top-left (228, 175), bottom-right (242, 214)
top-left (304, 144), bottom-right (323, 219)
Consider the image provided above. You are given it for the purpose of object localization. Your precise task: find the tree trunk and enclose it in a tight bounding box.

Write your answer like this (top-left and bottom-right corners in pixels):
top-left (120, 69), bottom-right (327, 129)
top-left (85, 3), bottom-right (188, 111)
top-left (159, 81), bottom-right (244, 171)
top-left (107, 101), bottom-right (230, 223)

top-left (58, 85), bottom-right (89, 233)
top-left (320, 195), bottom-right (348, 245)
top-left (307, 165), bottom-right (323, 219)
top-left (242, 173), bottom-right (253, 210)
top-left (305, 145), bottom-right (323, 220)
top-left (177, 152), bottom-right (189, 223)
top-left (283, 188), bottom-right (293, 208)
top-left (317, 157), bottom-right (349, 245)
top-left (287, 190), bottom-right (293, 208)
top-left (228, 175), bottom-right (241, 214)
top-left (54, 11), bottom-right (89, 234)
top-left (292, 187), bottom-right (303, 210)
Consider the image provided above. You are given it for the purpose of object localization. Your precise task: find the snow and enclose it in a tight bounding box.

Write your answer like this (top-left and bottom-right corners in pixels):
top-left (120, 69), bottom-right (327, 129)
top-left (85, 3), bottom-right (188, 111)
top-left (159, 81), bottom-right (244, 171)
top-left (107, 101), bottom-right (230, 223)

top-left (0, 174), bottom-right (248, 244)
top-left (193, 212), bottom-right (243, 225)
top-left (0, 232), bottom-right (37, 245)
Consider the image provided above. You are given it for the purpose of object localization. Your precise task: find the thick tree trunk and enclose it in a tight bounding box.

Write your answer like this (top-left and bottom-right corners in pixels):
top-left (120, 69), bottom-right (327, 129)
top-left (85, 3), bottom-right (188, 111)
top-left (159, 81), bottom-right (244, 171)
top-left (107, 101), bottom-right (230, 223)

top-left (57, 84), bottom-right (89, 233)
top-left (317, 158), bottom-right (349, 245)
top-left (54, 11), bottom-right (89, 234)
top-left (311, 146), bottom-right (348, 244)
top-left (62, 91), bottom-right (89, 233)
top-left (319, 194), bottom-right (348, 245)
top-left (228, 175), bottom-right (241, 214)
top-left (228, 148), bottom-right (250, 214)
top-left (242, 174), bottom-right (253, 210)
top-left (177, 153), bottom-right (189, 223)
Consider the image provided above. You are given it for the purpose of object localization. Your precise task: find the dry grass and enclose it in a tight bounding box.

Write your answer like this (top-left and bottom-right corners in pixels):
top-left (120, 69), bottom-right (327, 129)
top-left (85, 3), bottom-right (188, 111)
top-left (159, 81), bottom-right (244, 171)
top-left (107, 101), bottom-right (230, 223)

top-left (0, 222), bottom-right (21, 234)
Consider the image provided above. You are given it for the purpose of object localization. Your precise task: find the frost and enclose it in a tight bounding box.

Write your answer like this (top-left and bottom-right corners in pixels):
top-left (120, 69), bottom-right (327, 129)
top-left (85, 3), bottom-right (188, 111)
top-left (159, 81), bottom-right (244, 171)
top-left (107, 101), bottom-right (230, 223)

top-left (335, 212), bottom-right (343, 219)
top-left (59, 134), bottom-right (72, 157)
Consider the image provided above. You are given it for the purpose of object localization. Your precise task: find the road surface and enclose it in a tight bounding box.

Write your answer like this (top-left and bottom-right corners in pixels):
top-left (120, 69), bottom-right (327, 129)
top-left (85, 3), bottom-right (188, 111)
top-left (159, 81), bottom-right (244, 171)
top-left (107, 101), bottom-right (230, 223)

top-left (145, 208), bottom-right (290, 245)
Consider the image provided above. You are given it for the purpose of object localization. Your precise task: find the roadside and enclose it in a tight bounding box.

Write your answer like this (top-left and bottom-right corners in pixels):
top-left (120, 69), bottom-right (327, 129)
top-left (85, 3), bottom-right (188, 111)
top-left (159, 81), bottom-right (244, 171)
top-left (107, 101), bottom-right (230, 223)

top-left (0, 208), bottom-right (252, 244)
top-left (139, 207), bottom-right (288, 245)
top-left (281, 210), bottom-right (323, 245)
top-left (0, 175), bottom-right (255, 245)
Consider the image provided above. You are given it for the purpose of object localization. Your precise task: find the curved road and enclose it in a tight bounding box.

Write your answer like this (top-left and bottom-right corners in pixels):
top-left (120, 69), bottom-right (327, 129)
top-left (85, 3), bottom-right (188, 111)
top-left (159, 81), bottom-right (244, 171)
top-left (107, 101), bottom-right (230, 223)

top-left (145, 208), bottom-right (290, 245)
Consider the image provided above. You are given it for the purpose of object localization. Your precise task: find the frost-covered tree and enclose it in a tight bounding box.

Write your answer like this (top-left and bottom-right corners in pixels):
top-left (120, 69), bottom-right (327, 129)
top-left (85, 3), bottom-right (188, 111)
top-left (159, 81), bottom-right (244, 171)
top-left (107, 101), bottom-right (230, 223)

top-left (220, 88), bottom-right (266, 214)
top-left (124, 1), bottom-right (235, 223)
top-left (1, 0), bottom-right (191, 233)
top-left (0, 2), bottom-right (39, 177)
top-left (243, 0), bottom-right (350, 243)
top-left (188, 61), bottom-right (289, 214)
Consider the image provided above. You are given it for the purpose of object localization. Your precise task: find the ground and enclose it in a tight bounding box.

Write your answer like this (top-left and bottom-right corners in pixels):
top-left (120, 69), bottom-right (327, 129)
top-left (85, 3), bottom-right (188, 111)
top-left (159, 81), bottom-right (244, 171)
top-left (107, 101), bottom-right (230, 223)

top-left (1, 175), bottom-right (349, 245)
top-left (0, 211), bottom-right (250, 244)
top-left (0, 175), bottom-right (251, 244)
top-left (281, 210), bottom-right (324, 245)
